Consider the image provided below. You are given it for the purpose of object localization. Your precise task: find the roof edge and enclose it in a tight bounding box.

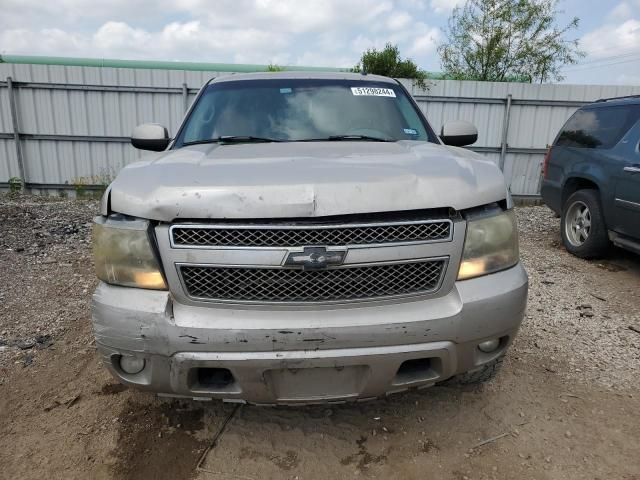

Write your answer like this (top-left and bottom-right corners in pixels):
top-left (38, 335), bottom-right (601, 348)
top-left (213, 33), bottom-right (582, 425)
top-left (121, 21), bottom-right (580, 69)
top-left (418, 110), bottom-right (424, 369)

top-left (210, 71), bottom-right (397, 83)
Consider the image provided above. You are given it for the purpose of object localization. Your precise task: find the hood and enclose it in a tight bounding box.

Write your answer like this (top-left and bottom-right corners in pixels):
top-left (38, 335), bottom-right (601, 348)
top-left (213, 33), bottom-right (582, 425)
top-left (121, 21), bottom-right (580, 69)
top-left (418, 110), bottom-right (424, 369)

top-left (108, 141), bottom-right (507, 221)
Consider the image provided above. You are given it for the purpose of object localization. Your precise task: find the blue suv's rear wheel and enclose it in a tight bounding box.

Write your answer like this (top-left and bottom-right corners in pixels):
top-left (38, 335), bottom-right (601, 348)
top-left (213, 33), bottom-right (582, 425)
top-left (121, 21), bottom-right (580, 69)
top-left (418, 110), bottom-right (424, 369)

top-left (561, 189), bottom-right (609, 258)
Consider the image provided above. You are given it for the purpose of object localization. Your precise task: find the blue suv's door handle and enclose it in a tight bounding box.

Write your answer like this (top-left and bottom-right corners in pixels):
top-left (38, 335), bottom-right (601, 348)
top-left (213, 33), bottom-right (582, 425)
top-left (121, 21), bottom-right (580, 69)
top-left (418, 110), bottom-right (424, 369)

top-left (624, 165), bottom-right (640, 174)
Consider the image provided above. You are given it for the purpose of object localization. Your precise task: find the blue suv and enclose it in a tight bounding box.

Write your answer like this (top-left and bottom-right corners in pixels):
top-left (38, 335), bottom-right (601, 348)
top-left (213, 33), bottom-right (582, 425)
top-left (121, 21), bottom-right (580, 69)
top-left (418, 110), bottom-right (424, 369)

top-left (541, 96), bottom-right (640, 258)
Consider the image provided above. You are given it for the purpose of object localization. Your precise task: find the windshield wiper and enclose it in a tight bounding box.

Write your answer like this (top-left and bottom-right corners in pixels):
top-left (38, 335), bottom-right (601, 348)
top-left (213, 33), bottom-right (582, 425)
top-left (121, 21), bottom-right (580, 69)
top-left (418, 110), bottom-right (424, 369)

top-left (183, 134), bottom-right (394, 146)
top-left (330, 134), bottom-right (394, 142)
top-left (301, 135), bottom-right (395, 142)
top-left (183, 135), bottom-right (282, 146)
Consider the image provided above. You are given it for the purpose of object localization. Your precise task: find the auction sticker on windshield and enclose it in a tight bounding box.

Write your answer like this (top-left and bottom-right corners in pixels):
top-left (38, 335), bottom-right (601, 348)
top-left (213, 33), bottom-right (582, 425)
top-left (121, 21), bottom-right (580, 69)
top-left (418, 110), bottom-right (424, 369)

top-left (351, 87), bottom-right (396, 97)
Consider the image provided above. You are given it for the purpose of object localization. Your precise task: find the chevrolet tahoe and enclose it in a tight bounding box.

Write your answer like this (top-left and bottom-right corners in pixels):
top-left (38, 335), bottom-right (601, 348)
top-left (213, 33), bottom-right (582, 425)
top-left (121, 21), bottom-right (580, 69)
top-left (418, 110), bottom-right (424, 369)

top-left (91, 72), bottom-right (528, 405)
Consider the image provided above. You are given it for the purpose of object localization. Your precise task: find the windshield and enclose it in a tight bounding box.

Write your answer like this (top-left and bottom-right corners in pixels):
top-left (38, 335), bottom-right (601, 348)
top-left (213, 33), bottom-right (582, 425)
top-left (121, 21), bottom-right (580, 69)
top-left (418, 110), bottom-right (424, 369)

top-left (175, 78), bottom-right (437, 146)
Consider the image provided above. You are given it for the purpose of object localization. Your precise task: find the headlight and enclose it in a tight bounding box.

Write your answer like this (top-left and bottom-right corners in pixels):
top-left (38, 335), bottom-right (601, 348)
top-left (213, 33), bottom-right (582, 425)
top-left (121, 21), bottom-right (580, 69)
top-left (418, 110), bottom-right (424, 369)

top-left (457, 209), bottom-right (519, 280)
top-left (93, 216), bottom-right (167, 290)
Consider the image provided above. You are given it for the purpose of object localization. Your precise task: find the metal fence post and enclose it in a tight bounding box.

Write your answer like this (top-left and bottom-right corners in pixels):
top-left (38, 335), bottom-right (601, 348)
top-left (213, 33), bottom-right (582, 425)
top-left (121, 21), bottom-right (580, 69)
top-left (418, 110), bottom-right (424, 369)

top-left (182, 83), bottom-right (189, 113)
top-left (7, 77), bottom-right (26, 191)
top-left (499, 93), bottom-right (512, 172)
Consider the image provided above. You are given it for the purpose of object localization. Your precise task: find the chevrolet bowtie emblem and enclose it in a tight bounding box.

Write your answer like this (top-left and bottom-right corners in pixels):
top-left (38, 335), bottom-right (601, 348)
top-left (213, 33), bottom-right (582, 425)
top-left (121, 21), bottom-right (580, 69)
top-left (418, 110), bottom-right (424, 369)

top-left (284, 246), bottom-right (347, 270)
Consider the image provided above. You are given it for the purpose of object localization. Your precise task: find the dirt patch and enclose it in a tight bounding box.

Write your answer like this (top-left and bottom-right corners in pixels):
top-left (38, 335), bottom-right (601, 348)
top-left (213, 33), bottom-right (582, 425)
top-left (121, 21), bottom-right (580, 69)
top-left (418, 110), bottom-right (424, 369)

top-left (595, 260), bottom-right (628, 272)
top-left (0, 195), bottom-right (639, 480)
top-left (339, 435), bottom-right (387, 471)
top-left (101, 384), bottom-right (128, 395)
top-left (239, 447), bottom-right (300, 470)
top-left (195, 371), bottom-right (639, 480)
top-left (111, 400), bottom-right (207, 480)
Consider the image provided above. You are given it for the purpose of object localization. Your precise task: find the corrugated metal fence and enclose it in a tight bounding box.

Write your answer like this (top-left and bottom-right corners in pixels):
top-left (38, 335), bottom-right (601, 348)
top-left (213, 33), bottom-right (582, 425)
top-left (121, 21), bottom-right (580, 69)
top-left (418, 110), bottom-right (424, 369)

top-left (408, 80), bottom-right (640, 195)
top-left (2, 62), bottom-right (640, 196)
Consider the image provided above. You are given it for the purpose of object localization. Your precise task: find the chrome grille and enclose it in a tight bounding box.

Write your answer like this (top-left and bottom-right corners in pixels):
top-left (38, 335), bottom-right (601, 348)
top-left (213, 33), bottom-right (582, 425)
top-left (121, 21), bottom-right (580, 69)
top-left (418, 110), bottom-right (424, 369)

top-left (171, 220), bottom-right (451, 248)
top-left (180, 260), bottom-right (446, 303)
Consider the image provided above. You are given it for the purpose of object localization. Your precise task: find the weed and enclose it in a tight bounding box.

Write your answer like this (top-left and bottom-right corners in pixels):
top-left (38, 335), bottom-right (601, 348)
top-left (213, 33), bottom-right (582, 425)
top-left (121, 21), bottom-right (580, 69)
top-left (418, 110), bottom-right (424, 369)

top-left (8, 176), bottom-right (23, 193)
top-left (70, 171), bottom-right (114, 199)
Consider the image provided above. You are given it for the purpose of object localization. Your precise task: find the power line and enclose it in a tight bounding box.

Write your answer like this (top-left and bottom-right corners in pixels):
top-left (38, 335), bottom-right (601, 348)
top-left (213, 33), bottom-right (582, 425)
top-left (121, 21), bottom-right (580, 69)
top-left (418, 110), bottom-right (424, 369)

top-left (562, 55), bottom-right (640, 72)
top-left (563, 58), bottom-right (640, 72)
top-left (574, 51), bottom-right (640, 66)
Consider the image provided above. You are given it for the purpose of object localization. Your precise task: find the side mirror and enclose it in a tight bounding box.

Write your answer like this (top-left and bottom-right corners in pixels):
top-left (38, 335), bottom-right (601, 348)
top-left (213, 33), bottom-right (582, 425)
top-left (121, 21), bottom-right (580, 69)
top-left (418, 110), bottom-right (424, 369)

top-left (440, 121), bottom-right (478, 147)
top-left (131, 123), bottom-right (170, 151)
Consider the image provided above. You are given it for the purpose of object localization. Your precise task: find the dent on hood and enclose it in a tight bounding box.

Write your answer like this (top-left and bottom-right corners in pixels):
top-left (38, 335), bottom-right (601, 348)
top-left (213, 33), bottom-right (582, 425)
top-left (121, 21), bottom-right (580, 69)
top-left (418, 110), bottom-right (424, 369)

top-left (108, 142), bottom-right (507, 221)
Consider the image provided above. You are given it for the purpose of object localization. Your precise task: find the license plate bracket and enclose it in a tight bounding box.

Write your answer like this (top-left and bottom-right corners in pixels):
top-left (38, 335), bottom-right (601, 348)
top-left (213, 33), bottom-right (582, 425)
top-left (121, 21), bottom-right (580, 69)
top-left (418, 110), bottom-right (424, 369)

top-left (264, 365), bottom-right (370, 401)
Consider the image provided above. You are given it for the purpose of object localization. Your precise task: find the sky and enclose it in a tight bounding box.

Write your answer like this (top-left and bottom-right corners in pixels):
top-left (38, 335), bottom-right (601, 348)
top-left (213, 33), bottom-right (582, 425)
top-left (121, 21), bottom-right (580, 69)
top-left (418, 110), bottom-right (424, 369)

top-left (0, 0), bottom-right (639, 85)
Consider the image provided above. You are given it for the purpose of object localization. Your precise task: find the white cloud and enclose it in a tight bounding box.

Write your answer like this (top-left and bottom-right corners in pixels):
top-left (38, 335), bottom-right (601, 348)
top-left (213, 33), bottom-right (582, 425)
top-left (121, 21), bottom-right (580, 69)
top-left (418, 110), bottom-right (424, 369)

top-left (294, 51), bottom-right (356, 68)
top-left (351, 34), bottom-right (384, 54)
top-left (429, 0), bottom-right (464, 14)
top-left (607, 2), bottom-right (633, 22)
top-left (0, 28), bottom-right (86, 56)
top-left (93, 22), bottom-right (152, 52)
top-left (581, 19), bottom-right (640, 58)
top-left (189, 0), bottom-right (395, 34)
top-left (0, 0), bottom-right (165, 31)
top-left (408, 27), bottom-right (441, 56)
top-left (562, 10), bottom-right (640, 85)
top-left (348, 19), bottom-right (440, 62)
top-left (387, 12), bottom-right (413, 30)
top-left (1, 0), bottom-right (443, 68)
top-left (0, 20), bottom-right (289, 63)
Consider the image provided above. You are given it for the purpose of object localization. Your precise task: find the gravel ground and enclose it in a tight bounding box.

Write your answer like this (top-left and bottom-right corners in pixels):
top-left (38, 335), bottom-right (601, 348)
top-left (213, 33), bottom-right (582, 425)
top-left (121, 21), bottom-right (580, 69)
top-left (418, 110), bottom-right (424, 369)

top-left (514, 206), bottom-right (640, 390)
top-left (0, 195), bottom-right (639, 480)
top-left (0, 196), bottom-right (98, 370)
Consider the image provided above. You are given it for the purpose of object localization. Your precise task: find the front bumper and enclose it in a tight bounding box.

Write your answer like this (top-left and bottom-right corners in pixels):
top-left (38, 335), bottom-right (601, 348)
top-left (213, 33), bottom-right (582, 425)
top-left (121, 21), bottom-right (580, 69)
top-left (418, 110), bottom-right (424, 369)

top-left (92, 263), bottom-right (528, 405)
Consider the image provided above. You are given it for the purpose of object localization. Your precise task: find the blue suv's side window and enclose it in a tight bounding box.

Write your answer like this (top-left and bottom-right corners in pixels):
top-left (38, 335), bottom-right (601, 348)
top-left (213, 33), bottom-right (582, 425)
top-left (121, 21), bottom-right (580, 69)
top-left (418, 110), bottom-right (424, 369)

top-left (556, 105), bottom-right (640, 150)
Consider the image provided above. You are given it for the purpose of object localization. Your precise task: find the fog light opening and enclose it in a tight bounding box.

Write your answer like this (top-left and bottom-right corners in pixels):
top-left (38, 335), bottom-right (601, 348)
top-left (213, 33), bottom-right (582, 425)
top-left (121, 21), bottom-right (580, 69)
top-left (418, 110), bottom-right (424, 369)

top-left (119, 355), bottom-right (146, 374)
top-left (478, 338), bottom-right (500, 353)
top-left (197, 368), bottom-right (235, 389)
top-left (393, 357), bottom-right (440, 385)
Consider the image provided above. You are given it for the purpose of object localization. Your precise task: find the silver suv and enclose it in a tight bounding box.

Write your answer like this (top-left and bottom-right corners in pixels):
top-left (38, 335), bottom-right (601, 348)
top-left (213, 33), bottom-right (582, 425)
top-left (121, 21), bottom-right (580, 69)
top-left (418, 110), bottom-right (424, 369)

top-left (91, 72), bottom-right (528, 405)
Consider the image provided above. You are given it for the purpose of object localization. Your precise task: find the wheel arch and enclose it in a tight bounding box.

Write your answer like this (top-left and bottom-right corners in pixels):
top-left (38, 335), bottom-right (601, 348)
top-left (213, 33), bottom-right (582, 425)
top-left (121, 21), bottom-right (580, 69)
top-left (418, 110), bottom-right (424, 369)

top-left (561, 176), bottom-right (601, 208)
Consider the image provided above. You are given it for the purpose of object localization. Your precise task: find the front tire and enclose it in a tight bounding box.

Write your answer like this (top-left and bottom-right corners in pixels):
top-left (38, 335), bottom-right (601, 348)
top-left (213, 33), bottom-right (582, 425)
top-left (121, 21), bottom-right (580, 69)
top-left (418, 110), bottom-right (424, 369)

top-left (561, 189), bottom-right (609, 259)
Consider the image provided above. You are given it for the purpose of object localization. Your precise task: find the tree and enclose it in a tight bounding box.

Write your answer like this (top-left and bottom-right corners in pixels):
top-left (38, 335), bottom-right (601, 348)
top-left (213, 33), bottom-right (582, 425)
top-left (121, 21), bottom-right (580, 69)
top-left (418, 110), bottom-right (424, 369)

top-left (353, 43), bottom-right (429, 89)
top-left (266, 63), bottom-right (285, 72)
top-left (438, 0), bottom-right (584, 83)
